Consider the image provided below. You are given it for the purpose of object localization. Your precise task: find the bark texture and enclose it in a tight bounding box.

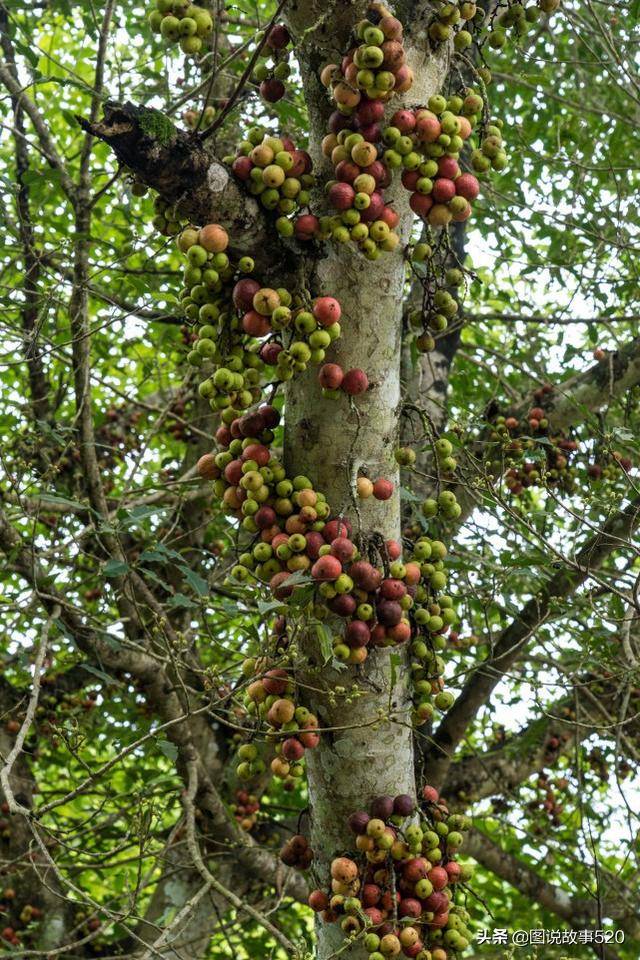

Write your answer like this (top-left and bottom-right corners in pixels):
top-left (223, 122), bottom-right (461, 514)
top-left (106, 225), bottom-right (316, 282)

top-left (282, 7), bottom-right (451, 955)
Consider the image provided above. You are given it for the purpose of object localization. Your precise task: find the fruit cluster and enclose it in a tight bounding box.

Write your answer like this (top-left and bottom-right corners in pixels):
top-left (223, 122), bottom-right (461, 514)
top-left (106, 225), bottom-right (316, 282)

top-left (407, 258), bottom-right (466, 353)
top-left (280, 832), bottom-right (314, 869)
top-left (384, 97), bottom-right (483, 228)
top-left (323, 9), bottom-right (413, 116)
top-left (147, 0), bottom-right (213, 55)
top-left (488, 0), bottom-right (561, 48)
top-left (483, 393), bottom-right (635, 501)
top-left (182, 104), bottom-right (216, 130)
top-left (178, 223), bottom-right (342, 405)
top-left (307, 785), bottom-right (474, 957)
top-left (252, 24), bottom-right (292, 104)
top-left (428, 0), bottom-right (479, 48)
top-left (227, 129), bottom-right (314, 234)
top-left (321, 127), bottom-right (401, 256)
top-left (241, 667), bottom-right (321, 781)
top-left (230, 788), bottom-right (260, 831)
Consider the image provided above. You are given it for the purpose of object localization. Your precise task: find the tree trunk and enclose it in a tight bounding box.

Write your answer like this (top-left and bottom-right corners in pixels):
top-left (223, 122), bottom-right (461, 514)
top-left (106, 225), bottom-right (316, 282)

top-left (284, 21), bottom-right (451, 955)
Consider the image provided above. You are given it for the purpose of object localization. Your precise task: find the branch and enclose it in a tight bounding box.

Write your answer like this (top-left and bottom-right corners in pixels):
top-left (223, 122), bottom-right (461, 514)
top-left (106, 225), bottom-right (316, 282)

top-left (512, 336), bottom-right (640, 436)
top-left (451, 336), bottom-right (640, 524)
top-left (425, 496), bottom-right (640, 786)
top-left (77, 101), bottom-right (272, 263)
top-left (465, 828), bottom-right (640, 952)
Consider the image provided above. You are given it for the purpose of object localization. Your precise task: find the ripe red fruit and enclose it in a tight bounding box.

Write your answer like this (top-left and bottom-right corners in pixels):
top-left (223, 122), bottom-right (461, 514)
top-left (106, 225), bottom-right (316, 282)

top-left (305, 531), bottom-right (325, 559)
top-left (377, 600), bottom-right (402, 626)
top-left (349, 560), bottom-right (382, 592)
top-left (371, 795), bottom-right (394, 819)
top-left (318, 363), bottom-right (344, 389)
top-left (345, 620), bottom-right (371, 648)
top-left (308, 889), bottom-right (329, 911)
top-left (358, 122), bottom-right (381, 142)
top-left (380, 205), bottom-right (400, 229)
top-left (394, 793), bottom-right (415, 817)
top-left (402, 170), bottom-right (420, 192)
top-left (415, 116), bottom-right (441, 143)
top-left (342, 369), bottom-right (369, 395)
top-left (335, 159), bottom-right (361, 183)
top-left (409, 192), bottom-right (433, 218)
top-left (391, 109), bottom-right (417, 133)
top-left (282, 737), bottom-right (305, 761)
top-left (255, 506), bottom-right (277, 529)
top-left (437, 156), bottom-right (461, 179)
top-left (294, 214), bottom-right (319, 240)
top-left (291, 149), bottom-right (312, 175)
top-left (259, 404), bottom-right (280, 429)
top-left (388, 620), bottom-right (411, 643)
top-left (357, 99), bottom-right (385, 125)
top-left (381, 578), bottom-right (406, 600)
top-left (328, 594), bottom-right (357, 617)
top-left (329, 110), bottom-right (352, 134)
top-left (299, 726), bottom-right (320, 749)
top-left (263, 669), bottom-right (289, 694)
top-left (422, 784), bottom-right (439, 803)
top-left (267, 23), bottom-right (290, 49)
top-left (385, 539), bottom-right (402, 560)
top-left (430, 912), bottom-right (449, 929)
top-left (425, 891), bottom-right (448, 913)
top-left (241, 443), bottom-right (270, 466)
top-left (232, 156), bottom-right (253, 181)
top-left (399, 898), bottom-right (422, 919)
top-left (404, 943), bottom-right (424, 959)
top-left (233, 278), bottom-right (261, 311)
top-left (445, 861), bottom-right (461, 882)
top-left (348, 810), bottom-right (370, 834)
top-left (362, 883), bottom-right (381, 906)
top-left (224, 459), bottom-right (243, 484)
top-left (242, 310), bottom-right (271, 337)
top-left (323, 518), bottom-right (352, 541)
top-left (329, 181), bottom-right (355, 211)
top-left (260, 78), bottom-right (285, 102)
top-left (311, 555), bottom-right (343, 581)
top-left (364, 907), bottom-right (384, 926)
top-left (455, 172), bottom-right (480, 201)
top-left (359, 191), bottom-right (385, 222)
top-left (313, 297), bottom-right (342, 326)
top-left (367, 160), bottom-right (390, 187)
top-left (428, 866), bottom-right (448, 891)
top-left (330, 536), bottom-right (356, 562)
top-left (373, 478), bottom-right (394, 501)
top-left (260, 342), bottom-right (283, 365)
top-left (432, 178), bottom-right (456, 203)
top-left (403, 857), bottom-right (428, 882)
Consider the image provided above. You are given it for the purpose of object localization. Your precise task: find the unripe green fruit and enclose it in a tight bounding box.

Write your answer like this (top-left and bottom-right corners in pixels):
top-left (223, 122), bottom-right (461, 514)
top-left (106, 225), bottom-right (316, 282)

top-left (435, 690), bottom-right (455, 710)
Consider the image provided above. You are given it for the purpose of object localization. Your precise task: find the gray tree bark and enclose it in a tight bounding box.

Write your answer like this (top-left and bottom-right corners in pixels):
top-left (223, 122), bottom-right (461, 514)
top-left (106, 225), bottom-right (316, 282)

top-left (283, 7), bottom-right (451, 956)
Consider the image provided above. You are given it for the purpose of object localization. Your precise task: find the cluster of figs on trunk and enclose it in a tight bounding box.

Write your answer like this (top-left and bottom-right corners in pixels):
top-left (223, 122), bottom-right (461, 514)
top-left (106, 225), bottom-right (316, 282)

top-left (308, 785), bottom-right (474, 958)
top-left (225, 130), bottom-right (316, 235)
top-left (178, 222), bottom-right (345, 410)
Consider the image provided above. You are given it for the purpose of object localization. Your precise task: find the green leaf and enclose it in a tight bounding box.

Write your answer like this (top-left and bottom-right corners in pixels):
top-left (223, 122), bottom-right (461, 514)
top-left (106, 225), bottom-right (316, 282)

top-left (181, 566), bottom-right (208, 597)
top-left (157, 740), bottom-right (178, 761)
top-left (315, 622), bottom-right (333, 664)
top-left (103, 559), bottom-right (129, 577)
